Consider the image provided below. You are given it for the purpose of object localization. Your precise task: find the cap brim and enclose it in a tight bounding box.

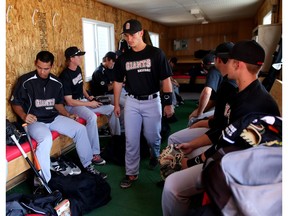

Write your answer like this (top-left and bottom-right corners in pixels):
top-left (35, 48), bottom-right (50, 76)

top-left (75, 51), bottom-right (86, 56)
top-left (121, 30), bottom-right (139, 35)
top-left (216, 52), bottom-right (230, 58)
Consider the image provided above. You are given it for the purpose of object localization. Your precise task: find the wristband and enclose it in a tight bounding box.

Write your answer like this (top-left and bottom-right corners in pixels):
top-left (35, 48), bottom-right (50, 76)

top-left (162, 92), bottom-right (173, 106)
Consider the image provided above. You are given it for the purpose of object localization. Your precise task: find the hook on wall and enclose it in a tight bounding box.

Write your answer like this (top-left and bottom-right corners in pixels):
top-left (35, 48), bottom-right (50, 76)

top-left (6, 5), bottom-right (13, 23)
top-left (32, 9), bottom-right (39, 25)
top-left (53, 13), bottom-right (59, 27)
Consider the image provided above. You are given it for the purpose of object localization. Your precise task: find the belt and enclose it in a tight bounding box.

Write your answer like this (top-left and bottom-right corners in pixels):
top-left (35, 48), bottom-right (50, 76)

top-left (128, 93), bottom-right (158, 100)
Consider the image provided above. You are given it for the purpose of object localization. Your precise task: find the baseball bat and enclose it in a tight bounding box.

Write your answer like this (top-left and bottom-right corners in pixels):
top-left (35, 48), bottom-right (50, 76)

top-left (22, 123), bottom-right (42, 172)
top-left (11, 134), bottom-right (52, 194)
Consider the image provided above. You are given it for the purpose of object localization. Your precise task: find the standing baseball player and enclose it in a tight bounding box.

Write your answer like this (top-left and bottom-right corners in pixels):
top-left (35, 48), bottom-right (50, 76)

top-left (10, 51), bottom-right (107, 193)
top-left (113, 19), bottom-right (174, 189)
top-left (59, 46), bottom-right (121, 166)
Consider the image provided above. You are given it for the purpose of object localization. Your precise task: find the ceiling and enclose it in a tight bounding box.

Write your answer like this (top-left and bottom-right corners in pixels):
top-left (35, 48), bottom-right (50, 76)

top-left (97, 0), bottom-right (264, 26)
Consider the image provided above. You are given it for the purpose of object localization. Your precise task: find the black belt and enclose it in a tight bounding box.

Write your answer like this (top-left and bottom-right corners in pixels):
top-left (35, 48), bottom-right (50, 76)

top-left (128, 93), bottom-right (158, 100)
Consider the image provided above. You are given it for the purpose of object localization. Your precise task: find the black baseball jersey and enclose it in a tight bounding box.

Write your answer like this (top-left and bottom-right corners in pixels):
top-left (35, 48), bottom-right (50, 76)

top-left (205, 66), bottom-right (223, 101)
top-left (208, 75), bottom-right (238, 129)
top-left (10, 70), bottom-right (64, 123)
top-left (206, 79), bottom-right (280, 144)
top-left (114, 45), bottom-right (172, 95)
top-left (90, 63), bottom-right (114, 96)
top-left (59, 66), bottom-right (84, 99)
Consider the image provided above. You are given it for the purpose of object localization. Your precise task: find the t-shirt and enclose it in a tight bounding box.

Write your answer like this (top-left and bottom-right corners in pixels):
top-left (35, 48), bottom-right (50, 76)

top-left (59, 66), bottom-right (84, 100)
top-left (205, 66), bottom-right (223, 101)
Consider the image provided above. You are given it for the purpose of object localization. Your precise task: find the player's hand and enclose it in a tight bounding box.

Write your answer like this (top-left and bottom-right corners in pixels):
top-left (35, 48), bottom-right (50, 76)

top-left (87, 95), bottom-right (95, 101)
top-left (69, 114), bottom-right (79, 121)
top-left (114, 105), bottom-right (121, 118)
top-left (24, 114), bottom-right (37, 124)
top-left (189, 109), bottom-right (199, 119)
top-left (163, 105), bottom-right (174, 118)
top-left (89, 100), bottom-right (102, 108)
top-left (176, 143), bottom-right (195, 155)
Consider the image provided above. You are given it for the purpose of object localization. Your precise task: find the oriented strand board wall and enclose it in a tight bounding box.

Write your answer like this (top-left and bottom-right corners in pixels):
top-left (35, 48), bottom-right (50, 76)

top-left (6, 0), bottom-right (168, 121)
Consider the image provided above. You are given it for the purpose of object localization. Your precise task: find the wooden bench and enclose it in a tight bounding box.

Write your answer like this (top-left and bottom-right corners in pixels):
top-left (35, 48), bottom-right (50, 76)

top-left (6, 114), bottom-right (108, 191)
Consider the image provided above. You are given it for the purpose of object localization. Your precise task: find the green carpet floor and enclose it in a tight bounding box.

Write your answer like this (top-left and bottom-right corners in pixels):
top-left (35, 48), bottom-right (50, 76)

top-left (7, 99), bottom-right (198, 216)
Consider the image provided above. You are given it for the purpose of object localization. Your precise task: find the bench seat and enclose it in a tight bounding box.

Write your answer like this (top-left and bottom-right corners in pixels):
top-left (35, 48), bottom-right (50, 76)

top-left (6, 113), bottom-right (108, 190)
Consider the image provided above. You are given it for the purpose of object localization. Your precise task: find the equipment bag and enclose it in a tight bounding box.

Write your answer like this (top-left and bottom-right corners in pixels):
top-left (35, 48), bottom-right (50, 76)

top-left (48, 171), bottom-right (111, 214)
top-left (6, 119), bottom-right (27, 145)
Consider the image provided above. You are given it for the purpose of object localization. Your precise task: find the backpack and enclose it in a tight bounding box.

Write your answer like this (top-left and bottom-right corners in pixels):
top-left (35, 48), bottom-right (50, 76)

top-left (202, 113), bottom-right (282, 216)
top-left (48, 171), bottom-right (111, 214)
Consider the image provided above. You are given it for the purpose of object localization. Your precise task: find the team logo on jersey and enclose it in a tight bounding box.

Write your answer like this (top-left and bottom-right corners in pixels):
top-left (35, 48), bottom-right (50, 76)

top-left (125, 59), bottom-right (151, 73)
top-left (35, 98), bottom-right (55, 107)
top-left (72, 73), bottom-right (83, 85)
top-left (100, 81), bottom-right (105, 86)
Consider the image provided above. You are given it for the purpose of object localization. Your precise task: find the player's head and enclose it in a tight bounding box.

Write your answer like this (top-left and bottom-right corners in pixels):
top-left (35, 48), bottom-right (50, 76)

top-left (121, 19), bottom-right (144, 48)
top-left (35, 51), bottom-right (54, 79)
top-left (219, 40), bottom-right (265, 78)
top-left (35, 51), bottom-right (54, 66)
top-left (65, 46), bottom-right (85, 66)
top-left (102, 51), bottom-right (116, 69)
top-left (202, 53), bottom-right (215, 72)
top-left (213, 42), bottom-right (234, 76)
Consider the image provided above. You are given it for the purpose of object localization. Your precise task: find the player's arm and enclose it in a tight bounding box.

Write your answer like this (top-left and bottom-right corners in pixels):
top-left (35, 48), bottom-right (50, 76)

top-left (64, 95), bottom-right (101, 108)
top-left (162, 77), bottom-right (174, 118)
top-left (189, 86), bottom-right (212, 119)
top-left (54, 104), bottom-right (78, 120)
top-left (83, 86), bottom-right (94, 101)
top-left (113, 81), bottom-right (123, 117)
top-left (11, 104), bottom-right (37, 124)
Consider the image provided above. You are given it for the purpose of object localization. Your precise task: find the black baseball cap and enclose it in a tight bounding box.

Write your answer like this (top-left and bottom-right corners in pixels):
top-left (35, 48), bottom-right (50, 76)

top-left (65, 46), bottom-right (85, 59)
top-left (121, 19), bottom-right (142, 34)
top-left (104, 51), bottom-right (116, 61)
top-left (202, 53), bottom-right (215, 65)
top-left (213, 42), bottom-right (235, 57)
top-left (218, 40), bottom-right (265, 66)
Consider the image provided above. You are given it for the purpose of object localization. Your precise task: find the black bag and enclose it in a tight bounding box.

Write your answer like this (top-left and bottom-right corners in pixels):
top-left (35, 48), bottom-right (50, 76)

top-left (94, 95), bottom-right (111, 105)
top-left (6, 119), bottom-right (27, 145)
top-left (6, 191), bottom-right (62, 216)
top-left (48, 172), bottom-right (111, 214)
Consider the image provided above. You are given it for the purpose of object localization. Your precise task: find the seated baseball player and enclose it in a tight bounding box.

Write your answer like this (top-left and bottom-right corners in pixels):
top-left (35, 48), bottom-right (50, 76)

top-left (161, 40), bottom-right (280, 216)
top-left (10, 51), bottom-right (107, 193)
top-left (59, 46), bottom-right (121, 163)
top-left (90, 51), bottom-right (126, 132)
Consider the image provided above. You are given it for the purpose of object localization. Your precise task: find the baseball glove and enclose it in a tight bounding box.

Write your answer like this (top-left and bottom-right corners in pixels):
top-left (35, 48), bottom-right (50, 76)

top-left (240, 123), bottom-right (265, 146)
top-left (159, 144), bottom-right (184, 180)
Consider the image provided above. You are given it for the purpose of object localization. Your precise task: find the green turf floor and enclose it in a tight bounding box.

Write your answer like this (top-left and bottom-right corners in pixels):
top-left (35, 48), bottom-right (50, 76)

top-left (7, 99), bottom-right (198, 216)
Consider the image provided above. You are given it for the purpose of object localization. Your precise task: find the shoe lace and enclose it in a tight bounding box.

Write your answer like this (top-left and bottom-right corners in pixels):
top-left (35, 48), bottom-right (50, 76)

top-left (87, 165), bottom-right (100, 175)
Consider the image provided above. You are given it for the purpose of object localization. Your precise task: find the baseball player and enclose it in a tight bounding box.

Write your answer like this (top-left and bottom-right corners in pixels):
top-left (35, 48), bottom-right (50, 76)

top-left (187, 52), bottom-right (223, 126)
top-left (162, 40), bottom-right (280, 216)
top-left (90, 51), bottom-right (127, 131)
top-left (59, 46), bottom-right (121, 165)
top-left (113, 19), bottom-right (174, 189)
top-left (10, 51), bottom-right (107, 192)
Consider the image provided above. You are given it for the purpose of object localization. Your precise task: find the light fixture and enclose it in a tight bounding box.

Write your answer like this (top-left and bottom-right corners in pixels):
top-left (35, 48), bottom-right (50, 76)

top-left (190, 8), bottom-right (201, 15)
top-left (202, 20), bottom-right (209, 24)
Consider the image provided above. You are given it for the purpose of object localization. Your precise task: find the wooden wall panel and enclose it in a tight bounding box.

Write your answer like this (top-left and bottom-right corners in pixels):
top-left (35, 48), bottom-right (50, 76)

top-left (5, 0), bottom-right (168, 120)
top-left (6, 0), bottom-right (281, 121)
top-left (165, 19), bottom-right (251, 58)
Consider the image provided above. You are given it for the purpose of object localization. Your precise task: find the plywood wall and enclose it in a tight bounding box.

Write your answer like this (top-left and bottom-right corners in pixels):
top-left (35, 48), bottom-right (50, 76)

top-left (6, 0), bottom-right (281, 121)
top-left (5, 0), bottom-right (168, 120)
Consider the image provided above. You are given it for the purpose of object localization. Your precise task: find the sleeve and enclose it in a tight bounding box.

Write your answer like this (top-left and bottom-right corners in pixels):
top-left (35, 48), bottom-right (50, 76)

top-left (91, 70), bottom-right (108, 95)
top-left (113, 57), bottom-right (126, 83)
top-left (10, 76), bottom-right (27, 106)
top-left (158, 49), bottom-right (173, 81)
top-left (59, 71), bottom-right (73, 96)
